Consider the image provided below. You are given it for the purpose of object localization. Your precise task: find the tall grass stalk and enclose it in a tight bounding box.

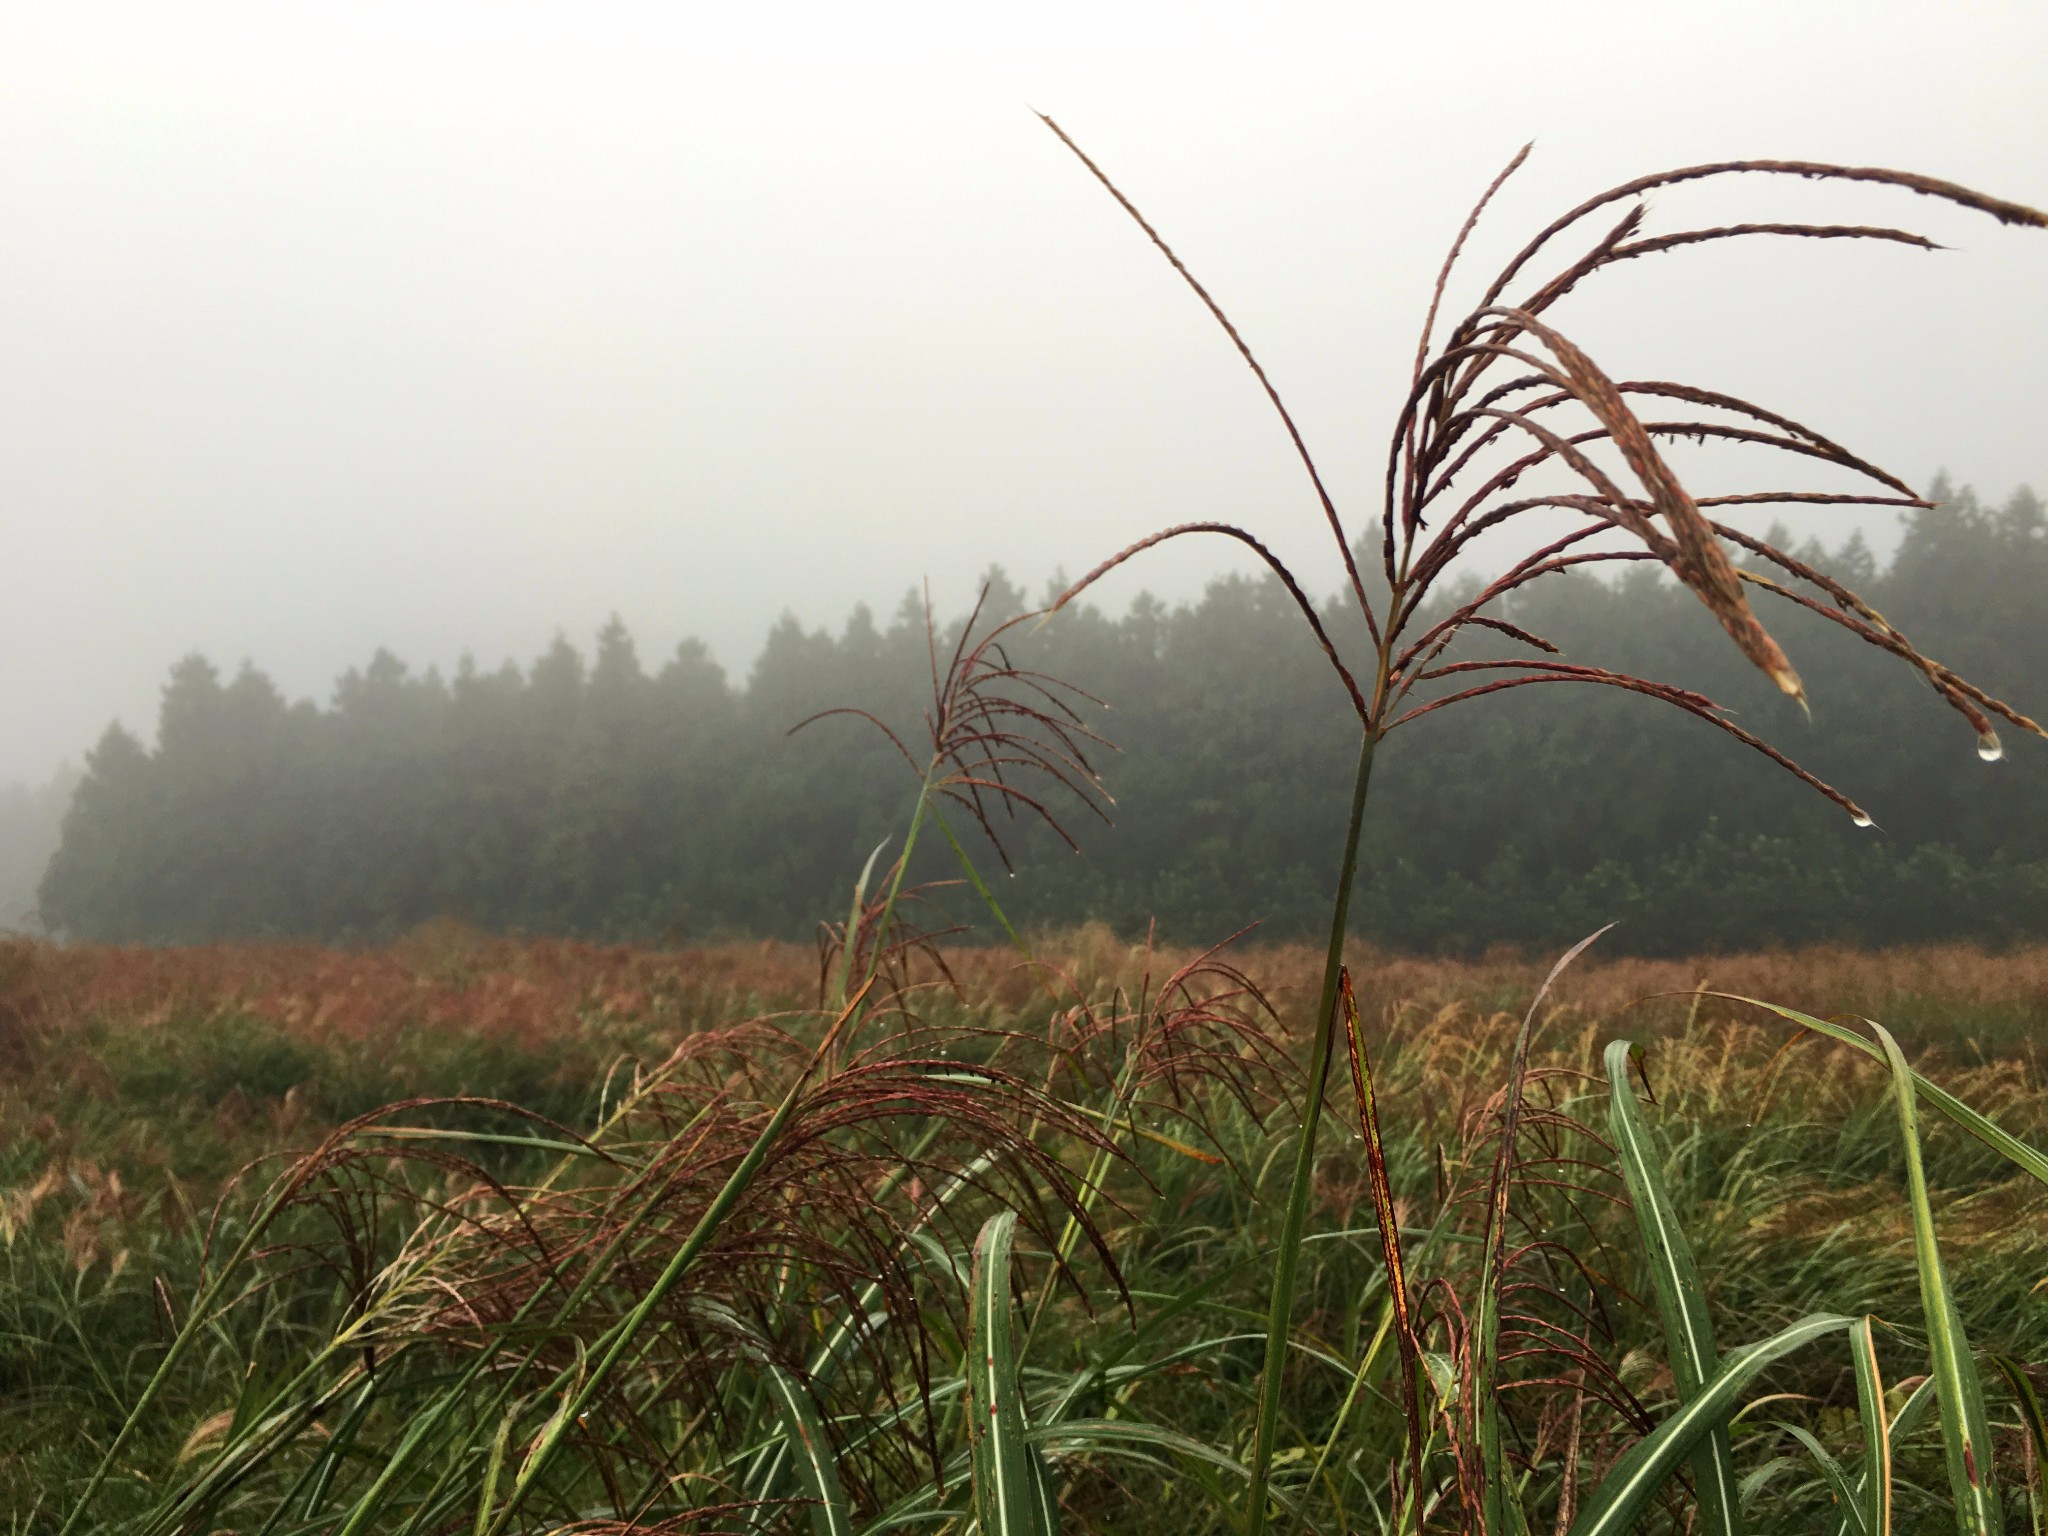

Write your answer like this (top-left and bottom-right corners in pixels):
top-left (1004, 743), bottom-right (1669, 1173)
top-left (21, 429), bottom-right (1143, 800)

top-left (1245, 731), bottom-right (1377, 1527)
top-left (1036, 115), bottom-right (2047, 1532)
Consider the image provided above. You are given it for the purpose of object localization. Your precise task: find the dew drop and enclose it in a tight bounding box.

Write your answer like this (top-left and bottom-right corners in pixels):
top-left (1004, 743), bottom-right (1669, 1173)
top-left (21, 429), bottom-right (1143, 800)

top-left (1978, 730), bottom-right (2005, 763)
top-left (1851, 812), bottom-right (1875, 829)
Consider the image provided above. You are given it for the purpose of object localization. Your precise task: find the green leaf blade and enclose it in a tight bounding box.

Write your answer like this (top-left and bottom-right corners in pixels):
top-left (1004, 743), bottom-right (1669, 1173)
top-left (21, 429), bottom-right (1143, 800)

top-left (1848, 1317), bottom-right (1890, 1536)
top-left (1873, 1025), bottom-right (2001, 1536)
top-left (968, 1212), bottom-right (1045, 1536)
top-left (1606, 1039), bottom-right (1743, 1536)
top-left (1569, 1312), bottom-right (1855, 1536)
top-left (1779, 1422), bottom-right (1867, 1536)
top-left (766, 1364), bottom-right (853, 1536)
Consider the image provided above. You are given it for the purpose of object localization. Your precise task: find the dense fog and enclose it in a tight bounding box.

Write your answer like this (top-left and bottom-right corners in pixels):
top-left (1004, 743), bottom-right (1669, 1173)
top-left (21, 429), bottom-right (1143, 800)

top-left (5, 4), bottom-right (2046, 790)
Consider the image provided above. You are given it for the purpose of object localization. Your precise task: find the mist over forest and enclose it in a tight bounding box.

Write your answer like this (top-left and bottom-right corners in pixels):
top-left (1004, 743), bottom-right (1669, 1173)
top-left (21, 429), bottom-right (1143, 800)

top-left (0, 770), bottom-right (72, 930)
top-left (13, 479), bottom-right (2046, 956)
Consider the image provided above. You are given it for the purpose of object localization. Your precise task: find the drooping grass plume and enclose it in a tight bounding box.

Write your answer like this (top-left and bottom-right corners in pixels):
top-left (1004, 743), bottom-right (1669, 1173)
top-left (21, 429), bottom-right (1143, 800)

top-left (798, 582), bottom-right (1113, 872)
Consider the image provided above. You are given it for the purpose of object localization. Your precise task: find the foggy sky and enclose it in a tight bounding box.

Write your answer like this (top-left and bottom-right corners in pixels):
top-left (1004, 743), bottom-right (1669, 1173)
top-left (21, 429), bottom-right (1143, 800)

top-left (4, 1), bottom-right (2045, 786)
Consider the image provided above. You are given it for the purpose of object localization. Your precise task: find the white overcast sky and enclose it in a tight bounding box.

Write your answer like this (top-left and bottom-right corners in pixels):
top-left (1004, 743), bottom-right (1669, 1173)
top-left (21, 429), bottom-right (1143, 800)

top-left (2, 1), bottom-right (2045, 784)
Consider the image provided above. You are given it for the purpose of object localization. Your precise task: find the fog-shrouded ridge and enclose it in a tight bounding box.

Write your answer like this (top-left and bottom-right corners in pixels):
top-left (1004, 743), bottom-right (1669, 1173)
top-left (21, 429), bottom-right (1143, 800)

top-left (32, 479), bottom-right (2047, 956)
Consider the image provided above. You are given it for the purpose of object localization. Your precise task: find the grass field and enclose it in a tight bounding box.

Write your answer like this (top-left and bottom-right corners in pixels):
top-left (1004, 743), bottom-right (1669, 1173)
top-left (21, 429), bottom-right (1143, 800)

top-left (6, 927), bottom-right (2048, 1532)
top-left (10, 126), bottom-right (2044, 1536)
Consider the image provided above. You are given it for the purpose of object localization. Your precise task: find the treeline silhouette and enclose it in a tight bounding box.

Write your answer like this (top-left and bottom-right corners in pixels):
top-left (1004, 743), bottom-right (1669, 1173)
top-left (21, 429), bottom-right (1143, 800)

top-left (39, 480), bottom-right (2048, 955)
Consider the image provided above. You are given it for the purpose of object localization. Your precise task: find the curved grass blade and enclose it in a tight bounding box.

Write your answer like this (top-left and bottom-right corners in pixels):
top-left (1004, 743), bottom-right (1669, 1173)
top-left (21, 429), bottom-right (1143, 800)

top-left (813, 1142), bottom-right (992, 1382)
top-left (1304, 1296), bottom-right (1396, 1505)
top-left (1569, 1312), bottom-right (1854, 1536)
top-left (139, 1396), bottom-right (340, 1536)
top-left (315, 1013), bottom-right (859, 1536)
top-left (514, 1341), bottom-right (589, 1488)
top-left (1874, 1024), bottom-right (2001, 1536)
top-left (968, 1211), bottom-right (1045, 1536)
top-left (1991, 1353), bottom-right (2048, 1470)
top-left (1605, 1039), bottom-right (1743, 1536)
top-left (236, 1374), bottom-right (377, 1536)
top-left (1717, 996), bottom-right (2048, 1187)
top-left (1028, 1420), bottom-right (1311, 1525)
top-left (837, 837), bottom-right (891, 1007)
top-left (1779, 1422), bottom-right (1867, 1536)
top-left (731, 1144), bottom-right (994, 1506)
top-left (351, 1125), bottom-right (611, 1160)
top-left (1039, 1268), bottom-right (1253, 1427)
top-left (766, 1365), bottom-right (853, 1536)
top-left (932, 805), bottom-right (1035, 963)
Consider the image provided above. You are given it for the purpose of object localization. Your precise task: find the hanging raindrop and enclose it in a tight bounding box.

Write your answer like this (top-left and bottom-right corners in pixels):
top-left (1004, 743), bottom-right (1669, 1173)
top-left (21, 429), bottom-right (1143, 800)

top-left (1979, 730), bottom-right (2005, 763)
top-left (1851, 812), bottom-right (1876, 829)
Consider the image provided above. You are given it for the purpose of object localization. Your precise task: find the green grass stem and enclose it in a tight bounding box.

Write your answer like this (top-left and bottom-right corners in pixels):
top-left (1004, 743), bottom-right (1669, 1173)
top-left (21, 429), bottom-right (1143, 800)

top-left (1244, 727), bottom-right (1376, 1536)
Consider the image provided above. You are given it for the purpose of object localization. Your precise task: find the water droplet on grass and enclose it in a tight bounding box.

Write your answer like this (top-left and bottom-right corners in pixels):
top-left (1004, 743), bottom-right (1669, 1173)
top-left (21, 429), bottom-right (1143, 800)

top-left (1979, 730), bottom-right (2005, 763)
top-left (1851, 812), bottom-right (1875, 829)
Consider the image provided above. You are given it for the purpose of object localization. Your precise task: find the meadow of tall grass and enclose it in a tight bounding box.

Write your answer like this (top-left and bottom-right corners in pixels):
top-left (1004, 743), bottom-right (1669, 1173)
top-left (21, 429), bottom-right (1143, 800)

top-left (9, 133), bottom-right (2048, 1535)
top-left (5, 932), bottom-right (2048, 1532)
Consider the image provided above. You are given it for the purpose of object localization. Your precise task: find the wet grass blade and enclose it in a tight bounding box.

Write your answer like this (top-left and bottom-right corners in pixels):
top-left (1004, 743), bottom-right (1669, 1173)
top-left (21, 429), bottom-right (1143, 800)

top-left (56, 1162), bottom-right (326, 1535)
top-left (766, 1365), bottom-right (852, 1536)
top-left (1874, 1023), bottom-right (2001, 1536)
top-left (932, 805), bottom-right (1036, 963)
top-left (1849, 1372), bottom-right (1940, 1535)
top-left (968, 1211), bottom-right (1045, 1536)
top-left (1849, 1317), bottom-right (1890, 1536)
top-left (1605, 1038), bottom-right (1743, 1536)
top-left (350, 1125), bottom-right (611, 1159)
top-left (280, 1373), bottom-right (377, 1527)
top-left (1569, 1312), bottom-right (1854, 1536)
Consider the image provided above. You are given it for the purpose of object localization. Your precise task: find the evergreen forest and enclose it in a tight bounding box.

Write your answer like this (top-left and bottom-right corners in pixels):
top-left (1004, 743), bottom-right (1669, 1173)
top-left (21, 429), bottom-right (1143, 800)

top-left (34, 479), bottom-right (2048, 955)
